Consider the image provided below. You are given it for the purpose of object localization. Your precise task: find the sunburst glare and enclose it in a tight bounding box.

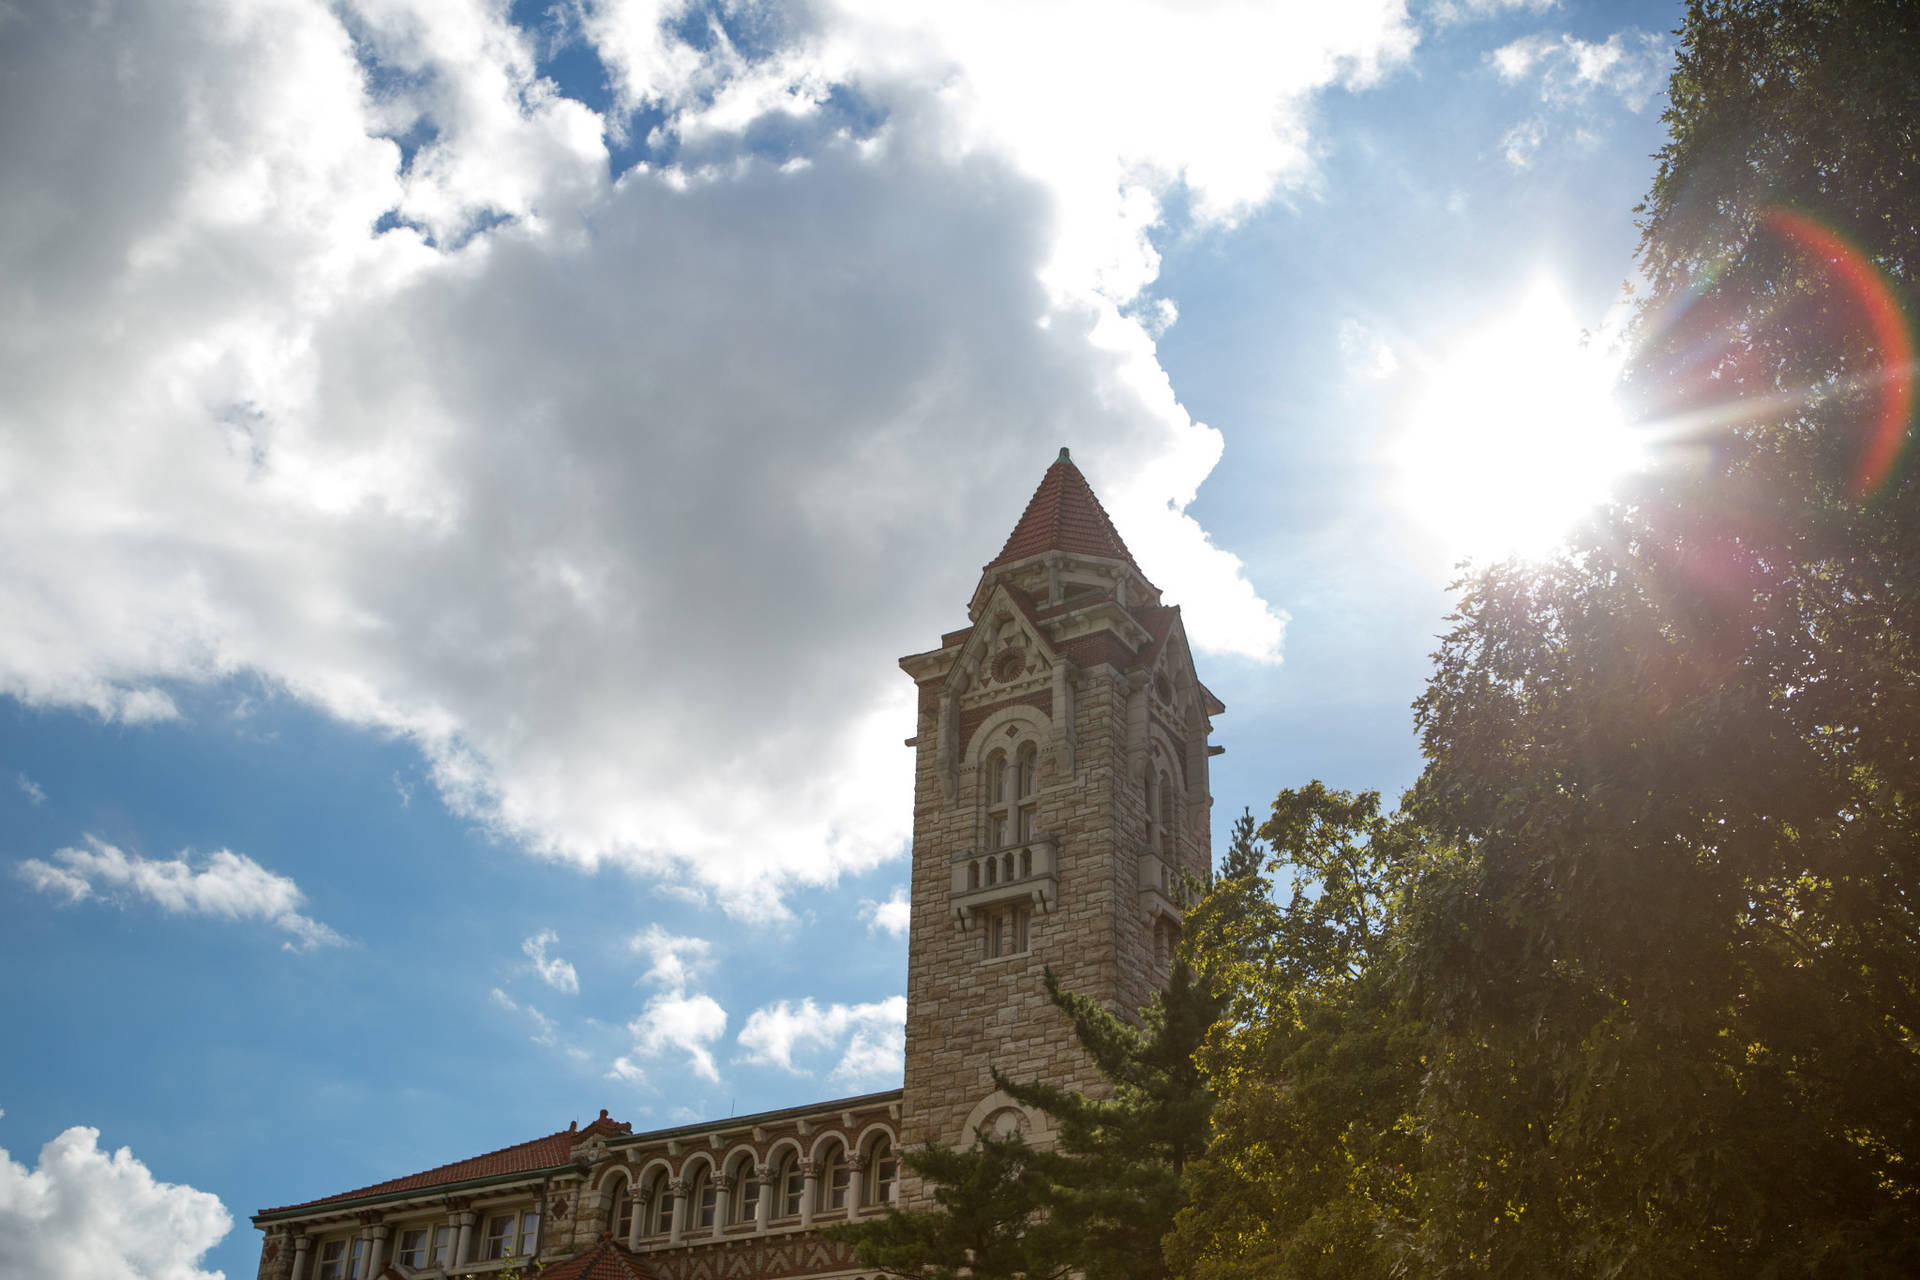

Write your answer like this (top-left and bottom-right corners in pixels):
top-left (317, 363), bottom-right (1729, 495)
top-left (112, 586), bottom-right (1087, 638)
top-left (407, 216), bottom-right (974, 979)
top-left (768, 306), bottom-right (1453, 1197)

top-left (1398, 279), bottom-right (1643, 561)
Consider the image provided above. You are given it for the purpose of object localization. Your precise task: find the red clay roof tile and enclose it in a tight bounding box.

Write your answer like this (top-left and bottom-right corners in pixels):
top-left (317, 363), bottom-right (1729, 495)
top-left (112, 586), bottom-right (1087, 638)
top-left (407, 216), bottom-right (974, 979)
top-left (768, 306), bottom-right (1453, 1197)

top-left (990, 450), bottom-right (1139, 571)
top-left (539, 1236), bottom-right (662, 1280)
top-left (258, 1113), bottom-right (629, 1216)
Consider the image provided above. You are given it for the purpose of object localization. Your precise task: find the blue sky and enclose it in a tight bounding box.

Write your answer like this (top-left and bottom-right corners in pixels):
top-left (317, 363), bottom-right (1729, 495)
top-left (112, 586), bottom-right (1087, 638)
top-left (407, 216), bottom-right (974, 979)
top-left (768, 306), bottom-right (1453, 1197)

top-left (0, 1), bottom-right (1677, 1275)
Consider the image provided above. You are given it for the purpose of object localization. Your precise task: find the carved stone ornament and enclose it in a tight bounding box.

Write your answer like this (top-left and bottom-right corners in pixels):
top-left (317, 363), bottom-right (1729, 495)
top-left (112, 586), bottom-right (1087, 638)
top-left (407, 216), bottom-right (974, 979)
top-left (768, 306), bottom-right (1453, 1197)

top-left (551, 1194), bottom-right (570, 1220)
top-left (992, 649), bottom-right (1024, 683)
top-left (262, 1240), bottom-right (280, 1264)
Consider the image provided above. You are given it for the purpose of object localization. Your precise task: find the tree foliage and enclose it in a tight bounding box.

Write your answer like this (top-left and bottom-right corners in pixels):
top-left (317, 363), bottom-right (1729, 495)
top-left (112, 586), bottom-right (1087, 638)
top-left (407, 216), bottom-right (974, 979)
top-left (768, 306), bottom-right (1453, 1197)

top-left (834, 924), bottom-right (1229, 1280)
top-left (1167, 788), bottom-right (1428, 1280)
top-left (1396, 1), bottom-right (1920, 1274)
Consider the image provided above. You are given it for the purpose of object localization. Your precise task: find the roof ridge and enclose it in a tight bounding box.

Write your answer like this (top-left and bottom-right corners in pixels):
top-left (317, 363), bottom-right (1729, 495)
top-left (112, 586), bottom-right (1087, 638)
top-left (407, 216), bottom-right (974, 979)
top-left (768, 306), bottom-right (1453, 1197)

top-left (257, 1123), bottom-right (581, 1215)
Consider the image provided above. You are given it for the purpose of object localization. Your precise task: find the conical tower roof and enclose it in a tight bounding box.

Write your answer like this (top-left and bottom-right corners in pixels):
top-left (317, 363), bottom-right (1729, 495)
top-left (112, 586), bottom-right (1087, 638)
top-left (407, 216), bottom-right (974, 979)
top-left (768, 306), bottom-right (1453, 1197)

top-left (989, 448), bottom-right (1140, 570)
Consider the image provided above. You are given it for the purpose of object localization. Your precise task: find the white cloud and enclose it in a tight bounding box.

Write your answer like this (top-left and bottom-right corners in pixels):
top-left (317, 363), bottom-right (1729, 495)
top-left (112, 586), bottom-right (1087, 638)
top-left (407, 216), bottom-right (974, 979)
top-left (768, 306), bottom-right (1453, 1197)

top-left (0, 1126), bottom-right (231, 1280)
top-left (1338, 319), bottom-right (1400, 381)
top-left (628, 990), bottom-right (729, 1083)
top-left (16, 836), bottom-right (347, 951)
top-left (1500, 117), bottom-right (1546, 168)
top-left (1491, 30), bottom-right (1670, 111)
top-left (490, 986), bottom-right (559, 1046)
top-left (736, 995), bottom-right (906, 1085)
top-left (522, 929), bottom-right (580, 994)
top-left (16, 773), bottom-right (46, 805)
top-left (0, 0), bottom-right (1404, 918)
top-left (857, 886), bottom-right (910, 938)
top-left (629, 925), bottom-right (712, 990)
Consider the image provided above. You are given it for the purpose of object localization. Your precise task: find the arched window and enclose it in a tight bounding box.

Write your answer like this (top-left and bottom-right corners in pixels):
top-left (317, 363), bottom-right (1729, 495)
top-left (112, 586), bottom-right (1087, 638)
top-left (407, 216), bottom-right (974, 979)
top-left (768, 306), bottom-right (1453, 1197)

top-left (1015, 744), bottom-right (1037, 840)
top-left (688, 1164), bottom-right (718, 1230)
top-left (818, 1142), bottom-right (850, 1212)
top-left (728, 1154), bottom-right (760, 1226)
top-left (644, 1170), bottom-right (672, 1235)
top-left (772, 1150), bottom-right (803, 1219)
top-left (984, 749), bottom-right (1009, 847)
top-left (607, 1173), bottom-right (634, 1241)
top-left (864, 1137), bottom-right (898, 1206)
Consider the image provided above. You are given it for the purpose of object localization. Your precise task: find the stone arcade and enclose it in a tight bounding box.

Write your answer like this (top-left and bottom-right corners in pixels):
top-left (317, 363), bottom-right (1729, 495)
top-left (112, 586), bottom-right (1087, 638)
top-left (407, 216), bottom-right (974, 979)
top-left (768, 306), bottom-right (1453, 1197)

top-left (251, 450), bottom-right (1223, 1280)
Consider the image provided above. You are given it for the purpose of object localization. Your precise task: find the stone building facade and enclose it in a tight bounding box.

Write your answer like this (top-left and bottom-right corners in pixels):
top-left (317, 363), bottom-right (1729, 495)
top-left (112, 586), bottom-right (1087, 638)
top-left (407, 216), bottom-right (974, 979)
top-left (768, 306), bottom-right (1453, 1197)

top-left (251, 450), bottom-right (1223, 1280)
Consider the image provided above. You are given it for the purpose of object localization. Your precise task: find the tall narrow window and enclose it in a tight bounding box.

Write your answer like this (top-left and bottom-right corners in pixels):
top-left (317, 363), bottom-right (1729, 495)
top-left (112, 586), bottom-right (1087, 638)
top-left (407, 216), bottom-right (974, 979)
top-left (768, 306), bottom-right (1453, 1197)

top-left (482, 1216), bottom-right (514, 1261)
top-left (776, 1152), bottom-right (803, 1217)
top-left (1015, 744), bottom-right (1037, 840)
top-left (820, 1144), bottom-right (850, 1211)
top-left (730, 1155), bottom-right (760, 1225)
top-left (867, 1138), bottom-right (898, 1205)
top-left (518, 1211), bottom-right (539, 1256)
top-left (609, 1177), bottom-right (634, 1240)
top-left (690, 1167), bottom-right (717, 1229)
top-left (984, 749), bottom-right (1009, 847)
top-left (648, 1173), bottom-right (673, 1234)
top-left (430, 1225), bottom-right (455, 1267)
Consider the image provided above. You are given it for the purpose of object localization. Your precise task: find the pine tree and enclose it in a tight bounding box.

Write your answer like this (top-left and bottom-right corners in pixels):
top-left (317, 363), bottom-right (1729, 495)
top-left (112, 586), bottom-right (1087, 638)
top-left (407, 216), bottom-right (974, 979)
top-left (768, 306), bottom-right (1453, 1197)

top-left (833, 822), bottom-right (1256, 1280)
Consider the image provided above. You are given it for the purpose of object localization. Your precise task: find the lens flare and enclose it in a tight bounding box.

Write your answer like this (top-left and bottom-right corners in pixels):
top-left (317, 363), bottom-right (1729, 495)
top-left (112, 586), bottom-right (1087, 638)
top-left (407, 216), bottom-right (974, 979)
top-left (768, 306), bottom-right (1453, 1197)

top-left (1760, 207), bottom-right (1916, 497)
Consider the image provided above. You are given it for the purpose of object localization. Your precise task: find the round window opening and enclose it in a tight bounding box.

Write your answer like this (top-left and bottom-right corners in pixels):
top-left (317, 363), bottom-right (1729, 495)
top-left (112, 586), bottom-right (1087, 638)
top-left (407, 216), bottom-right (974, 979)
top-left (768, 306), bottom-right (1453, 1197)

top-left (993, 650), bottom-right (1024, 683)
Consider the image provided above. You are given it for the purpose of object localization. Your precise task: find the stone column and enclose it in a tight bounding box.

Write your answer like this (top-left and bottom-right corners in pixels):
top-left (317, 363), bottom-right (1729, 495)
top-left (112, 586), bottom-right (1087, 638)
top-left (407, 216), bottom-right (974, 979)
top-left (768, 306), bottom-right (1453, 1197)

top-left (798, 1161), bottom-right (818, 1228)
top-left (668, 1181), bottom-right (687, 1245)
top-left (628, 1191), bottom-right (648, 1251)
top-left (452, 1210), bottom-right (477, 1267)
top-left (754, 1167), bottom-right (773, 1233)
top-left (364, 1222), bottom-right (389, 1278)
top-left (290, 1235), bottom-right (312, 1280)
top-left (847, 1155), bottom-right (868, 1218)
top-left (712, 1177), bottom-right (733, 1238)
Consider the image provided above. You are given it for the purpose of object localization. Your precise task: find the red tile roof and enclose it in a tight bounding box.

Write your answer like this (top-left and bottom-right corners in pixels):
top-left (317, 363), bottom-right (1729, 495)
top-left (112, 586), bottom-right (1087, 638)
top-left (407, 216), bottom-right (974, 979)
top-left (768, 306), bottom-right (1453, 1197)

top-left (990, 449), bottom-right (1139, 571)
top-left (258, 1113), bottom-right (632, 1216)
top-left (539, 1236), bottom-right (662, 1280)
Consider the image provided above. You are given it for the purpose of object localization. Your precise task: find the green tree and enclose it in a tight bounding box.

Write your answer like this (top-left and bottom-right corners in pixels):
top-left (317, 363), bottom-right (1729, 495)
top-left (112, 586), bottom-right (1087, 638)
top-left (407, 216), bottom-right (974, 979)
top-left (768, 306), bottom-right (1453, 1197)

top-left (835, 824), bottom-right (1247, 1280)
top-left (1167, 785), bottom-right (1428, 1280)
top-left (830, 1130), bottom-right (1075, 1280)
top-left (1399, 2), bottom-right (1920, 1274)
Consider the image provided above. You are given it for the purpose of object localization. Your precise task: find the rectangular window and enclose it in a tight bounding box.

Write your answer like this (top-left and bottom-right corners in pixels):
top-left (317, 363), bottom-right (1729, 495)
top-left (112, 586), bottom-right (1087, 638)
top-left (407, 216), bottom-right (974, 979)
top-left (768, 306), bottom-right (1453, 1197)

top-left (482, 1215), bottom-right (514, 1261)
top-left (395, 1228), bottom-right (428, 1268)
top-left (696, 1181), bottom-right (717, 1229)
top-left (348, 1238), bottom-right (367, 1279)
top-left (518, 1211), bottom-right (540, 1256)
top-left (987, 905), bottom-right (1030, 958)
top-left (781, 1166), bottom-right (803, 1216)
top-left (828, 1163), bottom-right (850, 1210)
top-left (430, 1225), bottom-right (455, 1267)
top-left (317, 1241), bottom-right (347, 1280)
top-left (614, 1191), bottom-right (635, 1241)
top-left (1016, 804), bottom-right (1034, 841)
top-left (739, 1176), bottom-right (761, 1221)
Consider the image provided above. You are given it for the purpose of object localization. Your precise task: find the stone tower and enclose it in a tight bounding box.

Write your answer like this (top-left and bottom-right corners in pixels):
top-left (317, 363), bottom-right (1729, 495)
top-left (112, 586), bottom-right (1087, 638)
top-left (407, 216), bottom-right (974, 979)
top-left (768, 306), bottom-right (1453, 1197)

top-left (895, 449), bottom-right (1224, 1186)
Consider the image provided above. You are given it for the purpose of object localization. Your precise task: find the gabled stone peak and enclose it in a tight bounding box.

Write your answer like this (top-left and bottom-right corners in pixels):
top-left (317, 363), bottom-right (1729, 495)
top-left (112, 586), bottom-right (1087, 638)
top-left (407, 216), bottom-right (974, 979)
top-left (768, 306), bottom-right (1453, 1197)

top-left (989, 448), bottom-right (1140, 572)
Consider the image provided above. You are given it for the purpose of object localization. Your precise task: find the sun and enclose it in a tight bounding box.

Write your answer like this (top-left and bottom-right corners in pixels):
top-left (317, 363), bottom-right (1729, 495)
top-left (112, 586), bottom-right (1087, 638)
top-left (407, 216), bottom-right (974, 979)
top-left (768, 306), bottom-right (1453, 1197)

top-left (1397, 280), bottom-right (1643, 561)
